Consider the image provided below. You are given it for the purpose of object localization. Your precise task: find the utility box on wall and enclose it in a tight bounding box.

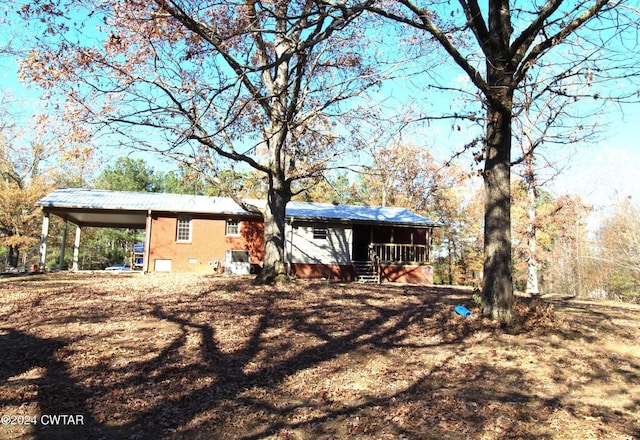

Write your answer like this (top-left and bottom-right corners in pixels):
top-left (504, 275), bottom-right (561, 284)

top-left (225, 250), bottom-right (251, 275)
top-left (154, 259), bottom-right (172, 272)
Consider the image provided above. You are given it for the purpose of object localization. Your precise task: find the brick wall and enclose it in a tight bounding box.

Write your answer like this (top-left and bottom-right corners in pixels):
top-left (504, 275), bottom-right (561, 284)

top-left (381, 264), bottom-right (434, 284)
top-left (148, 214), bottom-right (264, 273)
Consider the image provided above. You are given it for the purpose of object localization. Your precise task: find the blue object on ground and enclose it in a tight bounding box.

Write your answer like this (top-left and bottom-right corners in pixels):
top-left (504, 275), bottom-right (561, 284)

top-left (454, 305), bottom-right (472, 317)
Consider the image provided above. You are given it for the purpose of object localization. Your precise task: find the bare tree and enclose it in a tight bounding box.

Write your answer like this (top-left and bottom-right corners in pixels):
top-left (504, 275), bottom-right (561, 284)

top-left (511, 69), bottom-right (604, 296)
top-left (19, 0), bottom-right (388, 283)
top-left (595, 199), bottom-right (640, 301)
top-left (361, 0), bottom-right (640, 322)
top-left (546, 194), bottom-right (592, 297)
top-left (0, 108), bottom-right (66, 269)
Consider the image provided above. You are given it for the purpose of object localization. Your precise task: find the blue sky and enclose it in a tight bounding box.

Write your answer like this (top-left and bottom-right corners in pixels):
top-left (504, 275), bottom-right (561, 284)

top-left (2, 3), bottom-right (638, 215)
top-left (553, 119), bottom-right (640, 208)
top-left (387, 73), bottom-right (640, 211)
top-left (3, 47), bottom-right (638, 213)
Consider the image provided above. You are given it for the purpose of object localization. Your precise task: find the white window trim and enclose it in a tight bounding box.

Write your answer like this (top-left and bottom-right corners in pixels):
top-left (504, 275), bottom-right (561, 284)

top-left (226, 219), bottom-right (241, 236)
top-left (312, 225), bottom-right (328, 240)
top-left (176, 216), bottom-right (192, 242)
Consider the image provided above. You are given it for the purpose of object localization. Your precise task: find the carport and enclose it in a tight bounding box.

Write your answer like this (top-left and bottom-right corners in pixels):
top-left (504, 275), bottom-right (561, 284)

top-left (37, 190), bottom-right (151, 271)
top-left (36, 188), bottom-right (256, 272)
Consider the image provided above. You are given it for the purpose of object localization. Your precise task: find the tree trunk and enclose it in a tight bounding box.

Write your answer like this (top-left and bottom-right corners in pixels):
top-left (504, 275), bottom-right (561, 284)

top-left (447, 239), bottom-right (454, 284)
top-left (481, 0), bottom-right (515, 324)
top-left (481, 102), bottom-right (514, 323)
top-left (525, 154), bottom-right (540, 296)
top-left (7, 245), bottom-right (20, 268)
top-left (254, 178), bottom-right (290, 284)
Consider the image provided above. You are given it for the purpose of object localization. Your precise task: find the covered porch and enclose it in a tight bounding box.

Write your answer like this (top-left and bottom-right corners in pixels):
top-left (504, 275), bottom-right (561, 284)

top-left (352, 225), bottom-right (435, 283)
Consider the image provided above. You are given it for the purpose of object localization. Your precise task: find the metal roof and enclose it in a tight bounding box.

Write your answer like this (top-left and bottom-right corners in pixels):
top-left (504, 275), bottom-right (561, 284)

top-left (37, 188), bottom-right (262, 214)
top-left (286, 202), bottom-right (439, 227)
top-left (36, 188), bottom-right (439, 228)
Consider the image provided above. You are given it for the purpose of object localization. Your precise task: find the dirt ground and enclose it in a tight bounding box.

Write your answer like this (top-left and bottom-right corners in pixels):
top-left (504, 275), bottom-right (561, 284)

top-left (0, 272), bottom-right (638, 439)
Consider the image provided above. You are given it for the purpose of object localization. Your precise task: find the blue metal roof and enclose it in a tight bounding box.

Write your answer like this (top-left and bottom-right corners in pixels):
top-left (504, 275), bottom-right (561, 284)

top-left (286, 201), bottom-right (439, 226)
top-left (37, 188), bottom-right (439, 227)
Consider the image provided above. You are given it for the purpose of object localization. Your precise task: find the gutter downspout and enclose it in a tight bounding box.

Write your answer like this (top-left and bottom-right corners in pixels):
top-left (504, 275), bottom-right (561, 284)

top-left (287, 217), bottom-right (294, 276)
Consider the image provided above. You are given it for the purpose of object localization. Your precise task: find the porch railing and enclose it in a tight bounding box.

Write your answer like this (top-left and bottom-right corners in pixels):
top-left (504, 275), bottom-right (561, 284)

top-left (369, 243), bottom-right (429, 264)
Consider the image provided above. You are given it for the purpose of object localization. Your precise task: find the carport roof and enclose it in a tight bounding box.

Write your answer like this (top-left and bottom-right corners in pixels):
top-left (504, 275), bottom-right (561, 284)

top-left (36, 188), bottom-right (440, 229)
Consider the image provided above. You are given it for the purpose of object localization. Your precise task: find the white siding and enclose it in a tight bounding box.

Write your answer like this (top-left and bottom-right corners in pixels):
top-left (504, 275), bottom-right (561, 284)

top-left (286, 224), bottom-right (352, 265)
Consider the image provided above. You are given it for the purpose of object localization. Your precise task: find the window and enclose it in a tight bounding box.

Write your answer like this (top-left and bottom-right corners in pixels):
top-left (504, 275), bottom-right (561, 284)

top-left (176, 216), bottom-right (192, 242)
top-left (226, 219), bottom-right (240, 236)
top-left (228, 250), bottom-right (249, 263)
top-left (312, 226), bottom-right (328, 240)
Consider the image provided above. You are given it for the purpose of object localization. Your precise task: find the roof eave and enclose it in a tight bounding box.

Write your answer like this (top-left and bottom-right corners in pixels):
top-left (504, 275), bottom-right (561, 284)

top-left (287, 215), bottom-right (440, 228)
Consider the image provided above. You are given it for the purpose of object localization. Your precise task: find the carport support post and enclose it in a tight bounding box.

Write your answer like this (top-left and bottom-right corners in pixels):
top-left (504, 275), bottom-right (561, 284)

top-left (72, 226), bottom-right (81, 271)
top-left (143, 210), bottom-right (152, 273)
top-left (59, 220), bottom-right (68, 270)
top-left (39, 212), bottom-right (49, 270)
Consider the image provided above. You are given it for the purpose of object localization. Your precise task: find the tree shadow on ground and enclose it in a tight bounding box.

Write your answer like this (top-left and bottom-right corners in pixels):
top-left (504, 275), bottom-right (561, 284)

top-left (0, 328), bottom-right (103, 439)
top-left (1, 275), bottom-right (638, 439)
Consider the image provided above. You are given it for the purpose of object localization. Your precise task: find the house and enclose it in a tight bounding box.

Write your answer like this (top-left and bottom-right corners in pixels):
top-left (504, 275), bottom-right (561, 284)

top-left (36, 188), bottom-right (440, 283)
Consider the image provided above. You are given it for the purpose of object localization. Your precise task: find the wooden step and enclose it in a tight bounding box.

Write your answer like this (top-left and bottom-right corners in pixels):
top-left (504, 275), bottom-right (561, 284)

top-left (357, 275), bottom-right (379, 283)
top-left (352, 261), bottom-right (380, 283)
